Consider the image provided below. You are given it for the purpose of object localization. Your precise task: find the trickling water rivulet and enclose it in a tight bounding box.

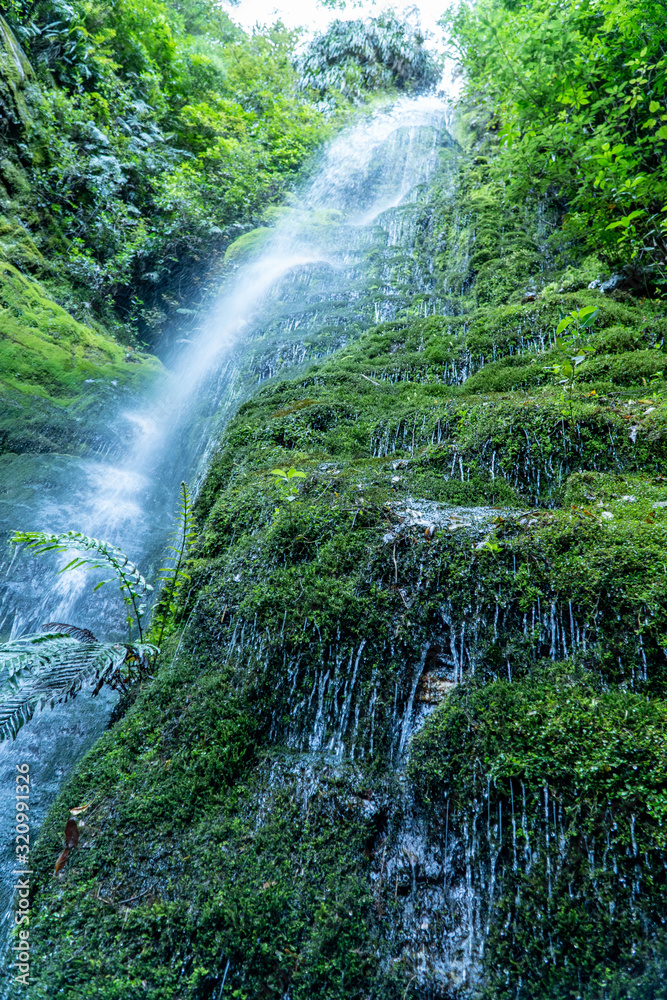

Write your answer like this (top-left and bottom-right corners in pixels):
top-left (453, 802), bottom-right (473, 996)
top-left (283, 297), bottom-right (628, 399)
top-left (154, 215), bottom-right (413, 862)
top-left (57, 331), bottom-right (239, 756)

top-left (0, 94), bottom-right (454, 977)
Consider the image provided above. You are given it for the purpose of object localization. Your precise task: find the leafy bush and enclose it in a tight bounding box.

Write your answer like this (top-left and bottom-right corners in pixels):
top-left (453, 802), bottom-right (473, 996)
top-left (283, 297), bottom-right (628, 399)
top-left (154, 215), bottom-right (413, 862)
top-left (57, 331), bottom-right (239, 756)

top-left (444, 0), bottom-right (667, 290)
top-left (298, 13), bottom-right (440, 104)
top-left (0, 2), bottom-right (332, 341)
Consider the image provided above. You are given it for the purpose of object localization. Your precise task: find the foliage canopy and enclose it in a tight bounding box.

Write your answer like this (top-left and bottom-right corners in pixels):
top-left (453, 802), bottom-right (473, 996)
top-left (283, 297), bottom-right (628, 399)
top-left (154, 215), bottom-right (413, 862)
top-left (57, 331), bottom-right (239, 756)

top-left (298, 13), bottom-right (440, 104)
top-left (444, 0), bottom-right (667, 290)
top-left (0, 1), bottom-right (333, 341)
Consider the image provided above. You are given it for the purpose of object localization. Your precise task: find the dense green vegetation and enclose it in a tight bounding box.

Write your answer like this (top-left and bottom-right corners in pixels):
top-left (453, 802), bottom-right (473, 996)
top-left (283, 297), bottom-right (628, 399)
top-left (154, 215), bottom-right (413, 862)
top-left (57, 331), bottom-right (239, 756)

top-left (0, 1), bottom-right (438, 338)
top-left (25, 146), bottom-right (667, 998)
top-left (13, 0), bottom-right (667, 998)
top-left (0, 1), bottom-right (327, 337)
top-left (0, 2), bottom-right (436, 452)
top-left (445, 0), bottom-right (667, 292)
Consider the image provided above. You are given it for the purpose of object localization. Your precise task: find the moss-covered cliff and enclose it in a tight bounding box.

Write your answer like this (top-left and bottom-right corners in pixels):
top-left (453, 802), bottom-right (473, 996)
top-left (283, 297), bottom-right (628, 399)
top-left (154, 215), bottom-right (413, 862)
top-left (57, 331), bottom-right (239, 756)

top-left (22, 126), bottom-right (667, 1000)
top-left (0, 261), bottom-right (162, 454)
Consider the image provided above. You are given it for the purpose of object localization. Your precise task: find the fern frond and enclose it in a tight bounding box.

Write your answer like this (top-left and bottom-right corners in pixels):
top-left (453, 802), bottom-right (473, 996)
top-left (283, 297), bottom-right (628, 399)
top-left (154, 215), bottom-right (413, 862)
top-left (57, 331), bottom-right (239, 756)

top-left (11, 530), bottom-right (152, 641)
top-left (0, 635), bottom-right (158, 741)
top-left (41, 623), bottom-right (98, 643)
top-left (152, 482), bottom-right (196, 647)
top-left (0, 636), bottom-right (123, 740)
top-left (11, 531), bottom-right (152, 594)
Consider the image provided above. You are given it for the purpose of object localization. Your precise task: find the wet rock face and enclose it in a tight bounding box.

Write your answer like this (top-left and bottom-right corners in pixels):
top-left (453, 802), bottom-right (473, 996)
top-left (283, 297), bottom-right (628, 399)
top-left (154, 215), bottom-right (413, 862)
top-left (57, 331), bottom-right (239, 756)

top-left (416, 645), bottom-right (457, 705)
top-left (233, 752), bottom-right (487, 999)
top-left (24, 105), bottom-right (667, 1000)
top-left (26, 403), bottom-right (667, 999)
top-left (409, 678), bottom-right (667, 999)
top-left (363, 795), bottom-right (486, 999)
top-left (27, 471), bottom-right (667, 996)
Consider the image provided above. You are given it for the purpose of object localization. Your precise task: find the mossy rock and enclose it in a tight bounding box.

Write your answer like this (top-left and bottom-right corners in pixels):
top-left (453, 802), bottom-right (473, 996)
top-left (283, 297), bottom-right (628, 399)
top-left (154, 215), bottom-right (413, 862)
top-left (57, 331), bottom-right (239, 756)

top-left (0, 213), bottom-right (43, 270)
top-left (23, 134), bottom-right (667, 1000)
top-left (410, 666), bottom-right (667, 998)
top-left (224, 226), bottom-right (274, 264)
top-left (0, 261), bottom-right (163, 452)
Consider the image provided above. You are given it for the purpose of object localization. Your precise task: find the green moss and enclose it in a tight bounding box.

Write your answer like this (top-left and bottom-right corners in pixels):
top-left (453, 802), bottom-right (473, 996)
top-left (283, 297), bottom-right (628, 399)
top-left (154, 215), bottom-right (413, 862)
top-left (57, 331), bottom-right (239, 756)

top-left (0, 213), bottom-right (44, 270)
top-left (0, 261), bottom-right (163, 452)
top-left (410, 668), bottom-right (667, 997)
top-left (27, 642), bottom-right (394, 1000)
top-left (28, 445), bottom-right (667, 995)
top-left (24, 126), bottom-right (667, 1000)
top-left (223, 226), bottom-right (274, 264)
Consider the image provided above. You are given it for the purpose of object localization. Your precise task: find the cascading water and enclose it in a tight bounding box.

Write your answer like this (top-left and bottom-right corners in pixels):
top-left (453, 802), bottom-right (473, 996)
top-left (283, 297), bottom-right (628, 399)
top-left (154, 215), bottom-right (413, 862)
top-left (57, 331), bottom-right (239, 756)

top-left (0, 92), bottom-right (454, 979)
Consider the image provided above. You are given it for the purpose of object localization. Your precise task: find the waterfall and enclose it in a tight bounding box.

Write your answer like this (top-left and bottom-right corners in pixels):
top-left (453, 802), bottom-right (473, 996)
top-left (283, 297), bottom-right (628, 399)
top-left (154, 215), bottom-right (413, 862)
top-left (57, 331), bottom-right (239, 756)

top-left (0, 92), bottom-right (453, 975)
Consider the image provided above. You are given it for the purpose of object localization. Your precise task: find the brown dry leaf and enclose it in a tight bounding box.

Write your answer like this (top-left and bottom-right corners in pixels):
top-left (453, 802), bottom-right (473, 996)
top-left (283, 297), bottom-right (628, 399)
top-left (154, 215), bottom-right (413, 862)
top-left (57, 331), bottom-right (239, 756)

top-left (261, 881), bottom-right (277, 890)
top-left (69, 803), bottom-right (92, 816)
top-left (54, 847), bottom-right (70, 876)
top-left (65, 818), bottom-right (80, 849)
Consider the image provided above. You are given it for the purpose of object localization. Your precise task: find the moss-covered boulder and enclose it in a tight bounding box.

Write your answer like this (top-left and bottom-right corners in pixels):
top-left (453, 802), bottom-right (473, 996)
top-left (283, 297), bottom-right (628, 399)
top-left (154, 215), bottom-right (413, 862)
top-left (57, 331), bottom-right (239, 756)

top-left (0, 262), bottom-right (162, 453)
top-left (22, 127), bottom-right (667, 1000)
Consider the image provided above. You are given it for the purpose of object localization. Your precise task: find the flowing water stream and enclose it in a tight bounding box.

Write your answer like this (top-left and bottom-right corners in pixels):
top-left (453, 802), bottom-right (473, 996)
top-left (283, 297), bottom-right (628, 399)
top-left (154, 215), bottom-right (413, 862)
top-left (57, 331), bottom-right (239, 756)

top-left (0, 92), bottom-right (454, 982)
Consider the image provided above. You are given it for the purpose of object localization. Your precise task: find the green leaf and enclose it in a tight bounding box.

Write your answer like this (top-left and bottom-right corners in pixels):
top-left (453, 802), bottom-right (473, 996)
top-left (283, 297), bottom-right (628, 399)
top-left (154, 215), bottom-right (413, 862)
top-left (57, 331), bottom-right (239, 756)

top-left (650, 100), bottom-right (661, 112)
top-left (556, 317), bottom-right (573, 336)
top-left (60, 557), bottom-right (86, 572)
top-left (0, 635), bottom-right (157, 741)
top-left (580, 308), bottom-right (599, 329)
top-left (10, 530), bottom-right (151, 641)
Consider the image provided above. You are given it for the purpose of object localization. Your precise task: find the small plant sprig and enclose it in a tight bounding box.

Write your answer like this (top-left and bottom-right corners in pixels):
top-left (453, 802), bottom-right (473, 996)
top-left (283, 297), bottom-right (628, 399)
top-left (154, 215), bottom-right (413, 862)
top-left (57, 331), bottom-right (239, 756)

top-left (270, 467), bottom-right (306, 518)
top-left (477, 538), bottom-right (504, 555)
top-left (545, 305), bottom-right (598, 426)
top-left (10, 530), bottom-right (153, 642)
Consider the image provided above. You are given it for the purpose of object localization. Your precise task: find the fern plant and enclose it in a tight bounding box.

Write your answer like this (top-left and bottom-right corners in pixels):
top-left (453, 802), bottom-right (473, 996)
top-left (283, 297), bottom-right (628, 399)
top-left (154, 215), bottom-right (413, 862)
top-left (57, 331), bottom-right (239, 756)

top-left (151, 482), bottom-right (196, 647)
top-left (0, 628), bottom-right (157, 740)
top-left (10, 530), bottom-right (153, 642)
top-left (1, 482), bottom-right (196, 739)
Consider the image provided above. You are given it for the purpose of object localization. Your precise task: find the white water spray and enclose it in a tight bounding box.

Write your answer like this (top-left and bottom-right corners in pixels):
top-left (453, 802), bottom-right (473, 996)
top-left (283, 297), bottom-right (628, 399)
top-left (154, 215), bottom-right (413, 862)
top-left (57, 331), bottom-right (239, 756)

top-left (0, 92), bottom-right (453, 983)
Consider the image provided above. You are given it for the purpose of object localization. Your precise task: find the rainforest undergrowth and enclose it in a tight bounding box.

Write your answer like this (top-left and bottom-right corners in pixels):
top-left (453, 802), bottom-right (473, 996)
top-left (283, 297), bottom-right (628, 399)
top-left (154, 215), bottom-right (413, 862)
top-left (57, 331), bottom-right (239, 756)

top-left (9, 1), bottom-right (667, 998)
